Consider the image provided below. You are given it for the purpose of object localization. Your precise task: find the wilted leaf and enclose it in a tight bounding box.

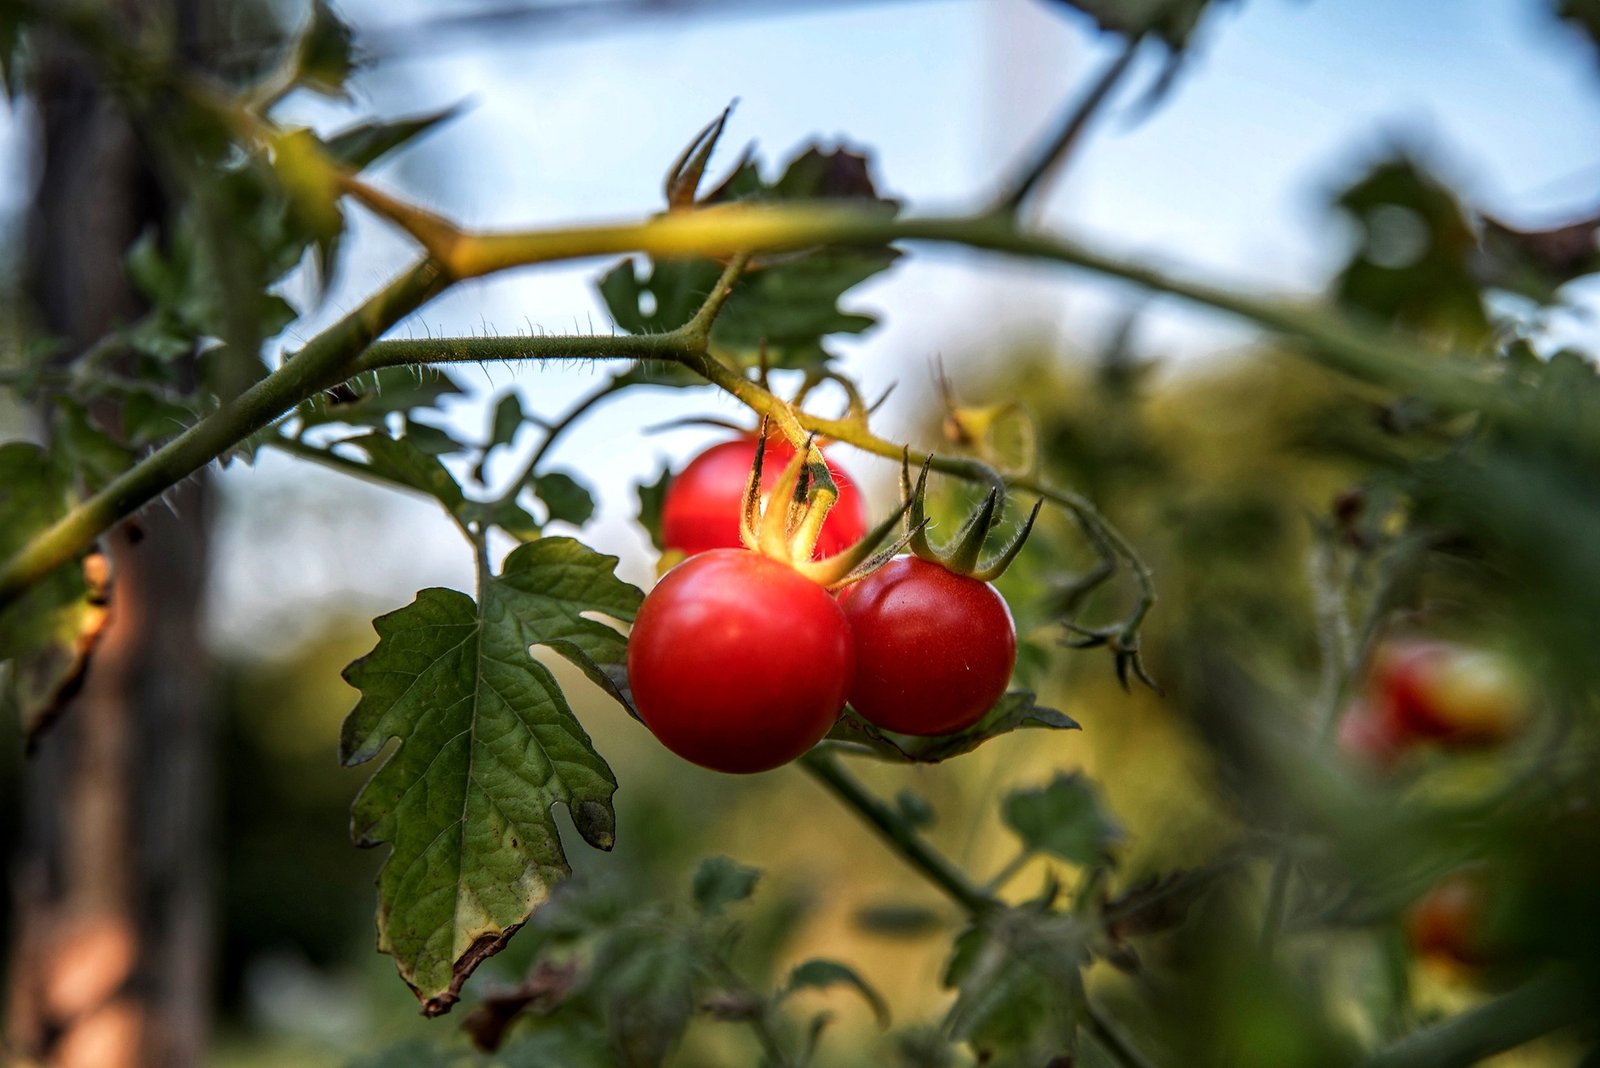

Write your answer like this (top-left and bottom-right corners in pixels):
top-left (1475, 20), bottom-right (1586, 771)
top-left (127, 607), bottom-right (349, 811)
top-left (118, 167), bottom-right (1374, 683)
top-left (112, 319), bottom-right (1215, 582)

top-left (781, 959), bottom-right (890, 1027)
top-left (1002, 772), bottom-right (1122, 867)
top-left (340, 538), bottom-right (642, 1014)
top-left (692, 856), bottom-right (761, 916)
top-left (827, 691), bottom-right (1079, 763)
top-left (0, 445), bottom-right (109, 741)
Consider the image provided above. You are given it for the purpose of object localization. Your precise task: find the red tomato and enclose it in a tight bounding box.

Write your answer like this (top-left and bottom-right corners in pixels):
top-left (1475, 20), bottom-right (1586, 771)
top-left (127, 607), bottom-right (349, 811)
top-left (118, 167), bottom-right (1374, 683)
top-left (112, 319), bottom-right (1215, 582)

top-left (1373, 640), bottom-right (1524, 746)
top-left (660, 437), bottom-right (868, 558)
top-left (627, 548), bottom-right (853, 773)
top-left (1407, 871), bottom-right (1494, 968)
top-left (1335, 699), bottom-right (1409, 772)
top-left (836, 556), bottom-right (1016, 736)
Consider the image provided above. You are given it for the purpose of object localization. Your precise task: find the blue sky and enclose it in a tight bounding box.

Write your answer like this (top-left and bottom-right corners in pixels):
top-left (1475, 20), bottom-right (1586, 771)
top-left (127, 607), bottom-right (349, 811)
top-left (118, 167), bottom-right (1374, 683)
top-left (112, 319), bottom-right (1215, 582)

top-left (5, 0), bottom-right (1598, 649)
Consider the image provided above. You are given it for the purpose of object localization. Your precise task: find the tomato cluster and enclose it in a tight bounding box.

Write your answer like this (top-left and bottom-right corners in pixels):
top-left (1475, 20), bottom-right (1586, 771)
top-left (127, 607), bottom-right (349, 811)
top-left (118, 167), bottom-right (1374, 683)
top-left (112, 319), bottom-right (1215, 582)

top-left (1337, 638), bottom-right (1527, 772)
top-left (627, 437), bottom-right (1020, 773)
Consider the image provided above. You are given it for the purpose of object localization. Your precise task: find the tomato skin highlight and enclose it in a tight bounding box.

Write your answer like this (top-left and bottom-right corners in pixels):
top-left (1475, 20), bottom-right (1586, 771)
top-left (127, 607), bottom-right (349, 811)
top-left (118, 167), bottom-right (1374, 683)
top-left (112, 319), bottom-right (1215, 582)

top-left (836, 556), bottom-right (1016, 736)
top-left (659, 437), bottom-right (868, 558)
top-left (1373, 640), bottom-right (1525, 746)
top-left (627, 549), bottom-right (853, 773)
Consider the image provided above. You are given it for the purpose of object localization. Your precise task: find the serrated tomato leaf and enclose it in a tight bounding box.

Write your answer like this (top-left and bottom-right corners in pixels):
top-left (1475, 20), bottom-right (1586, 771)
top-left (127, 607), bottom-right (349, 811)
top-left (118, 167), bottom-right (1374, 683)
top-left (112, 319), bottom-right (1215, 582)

top-left (340, 538), bottom-right (642, 1015)
top-left (1002, 772), bottom-right (1122, 867)
top-left (826, 691), bottom-right (1079, 763)
top-left (532, 472), bottom-right (596, 528)
top-left (942, 909), bottom-right (1090, 1064)
top-left (0, 444), bottom-right (109, 741)
top-left (598, 143), bottom-right (899, 372)
top-left (692, 856), bottom-right (761, 916)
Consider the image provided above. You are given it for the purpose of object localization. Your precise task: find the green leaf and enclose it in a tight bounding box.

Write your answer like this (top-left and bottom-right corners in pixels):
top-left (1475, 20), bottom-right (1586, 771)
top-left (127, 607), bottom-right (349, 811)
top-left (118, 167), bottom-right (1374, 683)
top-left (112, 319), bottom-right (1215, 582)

top-left (404, 417), bottom-right (469, 456)
top-left (597, 143), bottom-right (900, 372)
top-left (344, 431), bottom-right (467, 514)
top-left (1002, 772), bottom-right (1122, 867)
top-left (295, 0), bottom-right (359, 99)
top-left (489, 392), bottom-right (525, 452)
top-left (340, 538), bottom-right (642, 1015)
top-left (692, 856), bottom-right (761, 916)
top-left (635, 465), bottom-right (674, 551)
top-left (781, 958), bottom-right (890, 1028)
top-left (1331, 155), bottom-right (1489, 343)
top-left (827, 691), bottom-right (1079, 763)
top-left (325, 105), bottom-right (464, 172)
top-left (0, 444), bottom-right (107, 739)
top-left (533, 471), bottom-right (596, 527)
top-left (942, 909), bottom-right (1090, 1064)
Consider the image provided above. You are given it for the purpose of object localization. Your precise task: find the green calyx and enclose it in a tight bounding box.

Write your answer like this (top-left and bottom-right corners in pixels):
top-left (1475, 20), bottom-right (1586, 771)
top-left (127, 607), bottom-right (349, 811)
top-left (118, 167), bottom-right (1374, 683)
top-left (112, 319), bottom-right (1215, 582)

top-left (738, 422), bottom-right (921, 588)
top-left (901, 450), bottom-right (1041, 582)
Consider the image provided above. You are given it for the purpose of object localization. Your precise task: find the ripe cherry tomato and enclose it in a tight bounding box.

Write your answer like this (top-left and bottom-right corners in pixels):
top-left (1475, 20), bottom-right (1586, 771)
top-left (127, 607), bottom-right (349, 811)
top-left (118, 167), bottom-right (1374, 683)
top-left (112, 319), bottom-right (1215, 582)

top-left (1373, 640), bottom-right (1525, 746)
top-left (1335, 699), bottom-right (1408, 772)
top-left (627, 548), bottom-right (853, 773)
top-left (836, 556), bottom-right (1016, 736)
top-left (660, 437), bottom-right (868, 558)
top-left (1407, 871), bottom-right (1495, 968)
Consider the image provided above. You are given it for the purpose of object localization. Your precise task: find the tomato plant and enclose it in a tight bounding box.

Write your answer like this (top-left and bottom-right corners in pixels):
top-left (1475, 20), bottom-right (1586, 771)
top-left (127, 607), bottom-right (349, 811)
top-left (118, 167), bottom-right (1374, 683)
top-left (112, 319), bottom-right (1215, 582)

top-left (661, 436), bottom-right (867, 558)
top-left (628, 548), bottom-right (853, 773)
top-left (4, 2), bottom-right (1600, 1066)
top-left (837, 555), bottom-right (1016, 736)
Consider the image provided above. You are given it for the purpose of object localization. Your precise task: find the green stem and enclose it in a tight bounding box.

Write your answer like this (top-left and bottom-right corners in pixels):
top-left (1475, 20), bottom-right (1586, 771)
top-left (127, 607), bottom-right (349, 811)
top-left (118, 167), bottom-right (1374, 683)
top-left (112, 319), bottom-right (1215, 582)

top-left (489, 374), bottom-right (627, 512)
top-left (798, 749), bottom-right (993, 915)
top-left (0, 259), bottom-right (447, 609)
top-left (1361, 970), bottom-right (1591, 1068)
top-left (1087, 1002), bottom-right (1159, 1068)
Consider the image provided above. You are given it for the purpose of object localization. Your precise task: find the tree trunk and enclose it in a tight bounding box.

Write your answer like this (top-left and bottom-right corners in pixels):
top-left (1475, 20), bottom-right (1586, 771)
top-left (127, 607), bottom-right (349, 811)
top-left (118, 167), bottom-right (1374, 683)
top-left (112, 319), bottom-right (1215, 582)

top-left (5, 14), bottom-right (214, 1068)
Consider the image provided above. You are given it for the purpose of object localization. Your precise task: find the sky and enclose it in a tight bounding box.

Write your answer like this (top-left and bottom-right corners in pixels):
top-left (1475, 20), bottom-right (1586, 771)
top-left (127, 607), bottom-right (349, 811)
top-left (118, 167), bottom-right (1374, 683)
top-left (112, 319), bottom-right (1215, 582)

top-left (4, 0), bottom-right (1599, 653)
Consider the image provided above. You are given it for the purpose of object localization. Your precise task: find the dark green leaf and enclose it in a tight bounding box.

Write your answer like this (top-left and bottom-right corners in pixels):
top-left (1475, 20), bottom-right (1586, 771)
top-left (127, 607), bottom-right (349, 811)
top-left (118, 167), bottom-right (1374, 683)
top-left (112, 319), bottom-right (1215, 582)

top-left (405, 417), bottom-right (468, 456)
top-left (533, 471), bottom-right (596, 527)
top-left (781, 958), bottom-right (890, 1027)
top-left (1002, 772), bottom-right (1122, 867)
top-left (296, 0), bottom-right (359, 98)
top-left (340, 538), bottom-right (642, 1014)
top-left (490, 392), bottom-right (525, 451)
top-left (1332, 156), bottom-right (1488, 342)
top-left (325, 105), bottom-right (464, 172)
top-left (636, 465), bottom-right (674, 551)
top-left (692, 856), bottom-right (762, 916)
top-left (597, 143), bottom-right (900, 372)
top-left (345, 431), bottom-right (467, 513)
top-left (0, 444), bottom-right (107, 739)
top-left (852, 901), bottom-right (945, 937)
top-left (51, 400), bottom-right (133, 488)
top-left (942, 909), bottom-right (1090, 1064)
top-left (827, 691), bottom-right (1079, 763)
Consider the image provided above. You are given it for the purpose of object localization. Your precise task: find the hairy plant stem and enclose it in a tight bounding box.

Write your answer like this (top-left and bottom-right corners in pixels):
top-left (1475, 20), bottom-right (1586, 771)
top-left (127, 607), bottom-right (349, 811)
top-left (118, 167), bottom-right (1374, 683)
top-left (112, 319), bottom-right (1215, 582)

top-left (2, 191), bottom-right (1497, 612)
top-left (1361, 970), bottom-right (1591, 1068)
top-left (0, 259), bottom-right (447, 608)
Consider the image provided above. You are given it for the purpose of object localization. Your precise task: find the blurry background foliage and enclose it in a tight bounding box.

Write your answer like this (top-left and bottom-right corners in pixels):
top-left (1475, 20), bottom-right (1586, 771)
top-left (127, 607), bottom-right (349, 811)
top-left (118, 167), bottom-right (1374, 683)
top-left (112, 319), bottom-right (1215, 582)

top-left (5, 0), bottom-right (1600, 1066)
